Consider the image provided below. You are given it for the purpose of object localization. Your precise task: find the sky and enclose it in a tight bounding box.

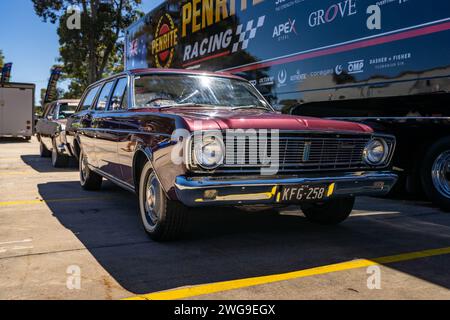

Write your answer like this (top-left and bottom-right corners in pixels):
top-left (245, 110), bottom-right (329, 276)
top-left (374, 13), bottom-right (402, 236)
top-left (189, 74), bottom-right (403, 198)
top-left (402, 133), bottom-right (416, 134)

top-left (0, 0), bottom-right (165, 105)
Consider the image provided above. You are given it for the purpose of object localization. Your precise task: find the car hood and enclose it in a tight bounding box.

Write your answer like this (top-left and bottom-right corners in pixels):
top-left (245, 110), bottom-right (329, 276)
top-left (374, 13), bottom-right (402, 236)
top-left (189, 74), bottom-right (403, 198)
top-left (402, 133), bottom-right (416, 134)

top-left (158, 107), bottom-right (373, 134)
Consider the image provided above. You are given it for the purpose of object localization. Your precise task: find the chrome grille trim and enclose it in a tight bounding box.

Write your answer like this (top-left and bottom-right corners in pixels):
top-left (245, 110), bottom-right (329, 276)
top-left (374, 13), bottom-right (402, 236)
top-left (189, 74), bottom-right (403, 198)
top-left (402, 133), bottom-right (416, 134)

top-left (188, 131), bottom-right (395, 173)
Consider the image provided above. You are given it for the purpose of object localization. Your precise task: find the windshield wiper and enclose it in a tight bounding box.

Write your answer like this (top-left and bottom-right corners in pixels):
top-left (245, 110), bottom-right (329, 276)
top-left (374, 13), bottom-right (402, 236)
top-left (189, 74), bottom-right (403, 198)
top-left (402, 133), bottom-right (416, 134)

top-left (146, 103), bottom-right (220, 110)
top-left (232, 105), bottom-right (270, 111)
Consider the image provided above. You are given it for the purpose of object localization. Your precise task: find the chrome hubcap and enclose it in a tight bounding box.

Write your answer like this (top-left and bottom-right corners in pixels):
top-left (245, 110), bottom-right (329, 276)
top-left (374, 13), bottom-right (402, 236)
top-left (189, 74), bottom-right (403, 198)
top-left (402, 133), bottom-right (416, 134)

top-left (52, 148), bottom-right (57, 164)
top-left (432, 151), bottom-right (450, 198)
top-left (145, 175), bottom-right (160, 225)
top-left (81, 154), bottom-right (89, 182)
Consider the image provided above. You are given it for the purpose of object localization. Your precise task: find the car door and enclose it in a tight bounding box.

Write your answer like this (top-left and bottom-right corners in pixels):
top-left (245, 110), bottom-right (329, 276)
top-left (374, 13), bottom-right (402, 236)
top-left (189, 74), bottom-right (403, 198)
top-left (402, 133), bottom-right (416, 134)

top-left (37, 102), bottom-right (56, 150)
top-left (92, 80), bottom-right (117, 175)
top-left (71, 85), bottom-right (101, 166)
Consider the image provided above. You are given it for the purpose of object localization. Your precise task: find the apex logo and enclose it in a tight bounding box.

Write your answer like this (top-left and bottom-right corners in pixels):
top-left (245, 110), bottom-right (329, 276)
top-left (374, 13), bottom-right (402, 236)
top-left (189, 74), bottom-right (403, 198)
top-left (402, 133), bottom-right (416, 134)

top-left (273, 18), bottom-right (297, 39)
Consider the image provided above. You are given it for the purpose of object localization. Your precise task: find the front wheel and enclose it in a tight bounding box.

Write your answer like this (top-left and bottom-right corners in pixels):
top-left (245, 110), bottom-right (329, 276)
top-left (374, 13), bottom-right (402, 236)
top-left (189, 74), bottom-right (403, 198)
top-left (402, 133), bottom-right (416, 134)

top-left (39, 138), bottom-right (51, 158)
top-left (421, 137), bottom-right (450, 211)
top-left (301, 197), bottom-right (355, 225)
top-left (138, 162), bottom-right (188, 241)
top-left (79, 151), bottom-right (102, 191)
top-left (51, 138), bottom-right (69, 168)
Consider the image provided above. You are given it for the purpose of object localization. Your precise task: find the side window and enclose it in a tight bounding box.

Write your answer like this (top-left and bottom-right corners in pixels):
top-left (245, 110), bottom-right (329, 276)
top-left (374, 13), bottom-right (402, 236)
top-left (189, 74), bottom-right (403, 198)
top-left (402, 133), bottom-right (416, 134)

top-left (95, 81), bottom-right (115, 111)
top-left (46, 104), bottom-right (56, 120)
top-left (109, 78), bottom-right (128, 111)
top-left (80, 86), bottom-right (100, 111)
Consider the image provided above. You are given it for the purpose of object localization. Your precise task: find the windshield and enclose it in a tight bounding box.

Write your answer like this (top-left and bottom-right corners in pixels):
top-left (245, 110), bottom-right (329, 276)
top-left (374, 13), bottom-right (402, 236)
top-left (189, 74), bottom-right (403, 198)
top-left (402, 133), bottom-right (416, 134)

top-left (133, 74), bottom-right (271, 110)
top-left (58, 103), bottom-right (77, 119)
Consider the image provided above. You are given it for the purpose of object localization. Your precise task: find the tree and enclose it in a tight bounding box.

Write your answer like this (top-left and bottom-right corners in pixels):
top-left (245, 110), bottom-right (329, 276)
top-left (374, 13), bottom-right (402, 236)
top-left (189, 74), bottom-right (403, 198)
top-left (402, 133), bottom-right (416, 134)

top-left (32, 0), bottom-right (142, 96)
top-left (0, 49), bottom-right (4, 67)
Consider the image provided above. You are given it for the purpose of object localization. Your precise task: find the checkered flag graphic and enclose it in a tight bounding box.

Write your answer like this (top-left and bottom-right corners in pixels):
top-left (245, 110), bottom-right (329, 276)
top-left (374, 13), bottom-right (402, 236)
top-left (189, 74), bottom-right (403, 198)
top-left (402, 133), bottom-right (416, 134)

top-left (232, 16), bottom-right (266, 53)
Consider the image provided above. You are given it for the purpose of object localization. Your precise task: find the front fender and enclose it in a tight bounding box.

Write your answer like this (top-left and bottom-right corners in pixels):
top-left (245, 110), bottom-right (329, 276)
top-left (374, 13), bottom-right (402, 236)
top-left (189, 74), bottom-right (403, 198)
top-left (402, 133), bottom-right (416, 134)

top-left (132, 138), bottom-right (188, 201)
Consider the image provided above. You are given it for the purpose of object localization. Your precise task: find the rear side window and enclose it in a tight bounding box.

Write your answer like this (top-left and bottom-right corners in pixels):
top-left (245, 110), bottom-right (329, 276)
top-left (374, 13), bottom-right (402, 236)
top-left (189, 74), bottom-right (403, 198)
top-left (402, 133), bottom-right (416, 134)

top-left (47, 105), bottom-right (57, 120)
top-left (57, 103), bottom-right (77, 119)
top-left (80, 86), bottom-right (100, 111)
top-left (44, 103), bottom-right (55, 118)
top-left (95, 81), bottom-right (115, 111)
top-left (109, 78), bottom-right (128, 111)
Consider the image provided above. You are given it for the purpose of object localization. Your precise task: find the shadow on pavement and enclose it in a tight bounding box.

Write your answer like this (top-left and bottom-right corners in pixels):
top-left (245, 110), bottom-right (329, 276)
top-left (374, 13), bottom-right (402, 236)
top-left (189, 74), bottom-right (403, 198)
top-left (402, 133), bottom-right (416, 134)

top-left (20, 155), bottom-right (77, 173)
top-left (37, 180), bottom-right (450, 295)
top-left (0, 137), bottom-right (31, 144)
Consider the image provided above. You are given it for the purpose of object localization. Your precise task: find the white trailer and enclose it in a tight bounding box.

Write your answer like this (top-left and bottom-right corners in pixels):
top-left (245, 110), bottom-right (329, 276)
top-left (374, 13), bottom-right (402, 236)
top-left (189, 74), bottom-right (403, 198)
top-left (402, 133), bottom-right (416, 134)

top-left (0, 82), bottom-right (35, 140)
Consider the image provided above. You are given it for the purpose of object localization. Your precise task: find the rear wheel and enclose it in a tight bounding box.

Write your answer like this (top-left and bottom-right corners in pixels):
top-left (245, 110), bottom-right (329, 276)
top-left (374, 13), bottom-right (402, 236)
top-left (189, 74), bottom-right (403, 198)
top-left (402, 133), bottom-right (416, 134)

top-left (421, 137), bottom-right (450, 211)
top-left (79, 151), bottom-right (102, 191)
top-left (51, 138), bottom-right (68, 168)
top-left (39, 138), bottom-right (51, 158)
top-left (138, 162), bottom-right (187, 241)
top-left (301, 197), bottom-right (355, 225)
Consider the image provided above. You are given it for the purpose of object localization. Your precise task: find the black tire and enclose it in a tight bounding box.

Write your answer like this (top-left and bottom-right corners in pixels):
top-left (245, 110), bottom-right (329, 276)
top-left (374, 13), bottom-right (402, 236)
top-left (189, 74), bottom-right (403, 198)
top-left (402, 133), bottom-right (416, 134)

top-left (39, 138), bottom-right (51, 158)
top-left (420, 137), bottom-right (450, 211)
top-left (79, 151), bottom-right (102, 191)
top-left (51, 138), bottom-right (69, 168)
top-left (301, 197), bottom-right (355, 225)
top-left (138, 162), bottom-right (188, 241)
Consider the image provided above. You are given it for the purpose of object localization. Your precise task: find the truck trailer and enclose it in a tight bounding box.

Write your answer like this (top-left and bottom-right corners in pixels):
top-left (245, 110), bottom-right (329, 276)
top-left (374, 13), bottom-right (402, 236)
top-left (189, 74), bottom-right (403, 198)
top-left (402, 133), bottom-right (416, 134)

top-left (0, 82), bottom-right (35, 140)
top-left (125, 0), bottom-right (450, 210)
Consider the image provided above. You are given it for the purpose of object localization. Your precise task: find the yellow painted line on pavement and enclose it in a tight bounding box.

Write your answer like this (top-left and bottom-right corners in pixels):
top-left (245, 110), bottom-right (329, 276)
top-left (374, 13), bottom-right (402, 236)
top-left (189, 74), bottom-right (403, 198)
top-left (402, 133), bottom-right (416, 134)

top-left (125, 246), bottom-right (450, 300)
top-left (0, 197), bottom-right (110, 207)
top-left (0, 171), bottom-right (35, 176)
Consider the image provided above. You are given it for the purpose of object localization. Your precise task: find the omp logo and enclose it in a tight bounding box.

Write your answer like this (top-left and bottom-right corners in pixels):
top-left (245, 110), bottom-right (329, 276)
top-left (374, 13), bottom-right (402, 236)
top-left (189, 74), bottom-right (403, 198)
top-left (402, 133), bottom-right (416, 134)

top-left (308, 0), bottom-right (357, 27)
top-left (151, 13), bottom-right (178, 68)
top-left (335, 61), bottom-right (364, 75)
top-left (273, 18), bottom-right (298, 40)
top-left (347, 60), bottom-right (364, 74)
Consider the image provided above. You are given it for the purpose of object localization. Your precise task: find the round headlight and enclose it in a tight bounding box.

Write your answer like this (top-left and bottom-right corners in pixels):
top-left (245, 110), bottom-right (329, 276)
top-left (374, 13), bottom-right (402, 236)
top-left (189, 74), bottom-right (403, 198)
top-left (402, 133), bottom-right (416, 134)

top-left (364, 138), bottom-right (388, 165)
top-left (193, 135), bottom-right (224, 169)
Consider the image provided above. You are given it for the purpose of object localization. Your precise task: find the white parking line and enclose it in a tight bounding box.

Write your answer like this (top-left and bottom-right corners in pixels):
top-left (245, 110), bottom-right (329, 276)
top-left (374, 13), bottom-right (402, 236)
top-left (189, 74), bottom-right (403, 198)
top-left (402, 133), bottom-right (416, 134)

top-left (0, 246), bottom-right (34, 254)
top-left (0, 239), bottom-right (33, 246)
top-left (351, 211), bottom-right (400, 217)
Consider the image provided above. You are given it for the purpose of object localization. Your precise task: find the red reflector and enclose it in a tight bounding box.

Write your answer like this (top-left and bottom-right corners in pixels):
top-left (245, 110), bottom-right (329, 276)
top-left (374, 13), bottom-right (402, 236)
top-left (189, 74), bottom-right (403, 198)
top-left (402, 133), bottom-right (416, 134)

top-left (27, 126), bottom-right (31, 130)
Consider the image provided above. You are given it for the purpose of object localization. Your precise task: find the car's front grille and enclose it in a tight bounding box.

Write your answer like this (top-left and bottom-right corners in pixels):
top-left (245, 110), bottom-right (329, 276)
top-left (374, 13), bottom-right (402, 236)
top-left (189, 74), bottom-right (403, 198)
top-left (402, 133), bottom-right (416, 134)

top-left (223, 133), bottom-right (370, 172)
top-left (189, 131), bottom-right (385, 173)
top-left (188, 131), bottom-right (396, 174)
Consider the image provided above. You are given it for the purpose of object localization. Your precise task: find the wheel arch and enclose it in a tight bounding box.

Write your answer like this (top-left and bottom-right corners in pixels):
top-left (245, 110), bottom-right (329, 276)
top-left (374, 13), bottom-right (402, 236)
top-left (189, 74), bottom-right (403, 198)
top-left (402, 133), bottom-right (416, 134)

top-left (132, 146), bottom-right (153, 193)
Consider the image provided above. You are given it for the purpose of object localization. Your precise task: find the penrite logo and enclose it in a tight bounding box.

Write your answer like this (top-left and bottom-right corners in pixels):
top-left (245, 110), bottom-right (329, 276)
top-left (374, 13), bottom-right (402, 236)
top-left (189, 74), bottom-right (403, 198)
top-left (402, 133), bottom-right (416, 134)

top-left (273, 18), bottom-right (298, 41)
top-left (151, 13), bottom-right (178, 68)
top-left (308, 0), bottom-right (357, 28)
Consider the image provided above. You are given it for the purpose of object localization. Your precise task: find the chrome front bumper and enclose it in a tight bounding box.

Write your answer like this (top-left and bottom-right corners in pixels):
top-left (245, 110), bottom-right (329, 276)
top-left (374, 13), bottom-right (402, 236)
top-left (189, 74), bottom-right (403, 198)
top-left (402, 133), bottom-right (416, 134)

top-left (174, 172), bottom-right (398, 207)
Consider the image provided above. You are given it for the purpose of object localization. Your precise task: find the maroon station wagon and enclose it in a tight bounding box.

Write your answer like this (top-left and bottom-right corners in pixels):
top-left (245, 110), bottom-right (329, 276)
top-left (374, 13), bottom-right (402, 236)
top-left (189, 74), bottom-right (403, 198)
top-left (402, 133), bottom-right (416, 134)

top-left (65, 69), bottom-right (398, 241)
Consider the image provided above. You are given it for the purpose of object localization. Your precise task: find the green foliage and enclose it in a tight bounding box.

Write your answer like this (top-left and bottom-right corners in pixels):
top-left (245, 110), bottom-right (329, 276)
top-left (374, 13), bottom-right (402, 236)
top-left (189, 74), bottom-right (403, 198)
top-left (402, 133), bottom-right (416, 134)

top-left (32, 0), bottom-right (142, 98)
top-left (0, 49), bottom-right (4, 67)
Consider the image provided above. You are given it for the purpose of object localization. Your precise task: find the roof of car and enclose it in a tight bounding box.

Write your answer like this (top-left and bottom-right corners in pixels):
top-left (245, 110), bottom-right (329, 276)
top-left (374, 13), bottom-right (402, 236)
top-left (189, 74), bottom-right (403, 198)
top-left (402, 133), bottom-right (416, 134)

top-left (87, 68), bottom-right (246, 88)
top-left (128, 68), bottom-right (245, 80)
